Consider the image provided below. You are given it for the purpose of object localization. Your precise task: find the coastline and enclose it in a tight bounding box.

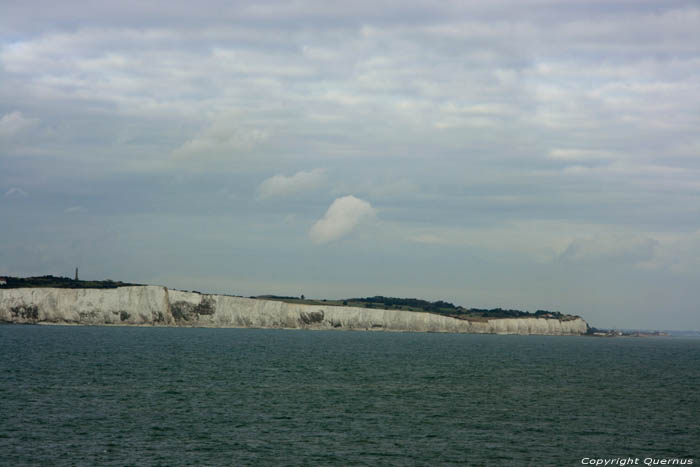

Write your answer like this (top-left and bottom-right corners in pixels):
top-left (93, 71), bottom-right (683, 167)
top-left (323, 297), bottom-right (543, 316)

top-left (0, 285), bottom-right (588, 335)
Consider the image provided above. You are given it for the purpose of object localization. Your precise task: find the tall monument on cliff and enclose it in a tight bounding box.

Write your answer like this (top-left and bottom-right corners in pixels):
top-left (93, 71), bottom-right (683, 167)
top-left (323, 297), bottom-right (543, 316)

top-left (74, 267), bottom-right (79, 281)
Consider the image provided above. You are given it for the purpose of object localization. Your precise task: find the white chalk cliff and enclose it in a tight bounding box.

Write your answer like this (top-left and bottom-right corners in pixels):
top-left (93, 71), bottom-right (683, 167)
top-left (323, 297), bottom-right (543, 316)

top-left (0, 286), bottom-right (588, 335)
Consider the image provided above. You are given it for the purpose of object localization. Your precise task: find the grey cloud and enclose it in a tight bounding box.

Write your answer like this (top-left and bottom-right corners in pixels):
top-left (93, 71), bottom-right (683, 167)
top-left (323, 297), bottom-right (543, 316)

top-left (170, 120), bottom-right (269, 164)
top-left (559, 234), bottom-right (658, 264)
top-left (3, 3), bottom-right (698, 177)
top-left (641, 230), bottom-right (700, 276)
top-left (64, 206), bottom-right (88, 214)
top-left (257, 169), bottom-right (326, 200)
top-left (0, 111), bottom-right (37, 137)
top-left (2, 187), bottom-right (28, 199)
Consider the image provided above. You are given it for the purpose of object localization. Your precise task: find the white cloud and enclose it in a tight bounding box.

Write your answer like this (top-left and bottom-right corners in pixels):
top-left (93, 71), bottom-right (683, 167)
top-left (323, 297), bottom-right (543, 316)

top-left (309, 195), bottom-right (376, 244)
top-left (0, 112), bottom-right (37, 138)
top-left (257, 169), bottom-right (326, 200)
top-left (170, 119), bottom-right (268, 163)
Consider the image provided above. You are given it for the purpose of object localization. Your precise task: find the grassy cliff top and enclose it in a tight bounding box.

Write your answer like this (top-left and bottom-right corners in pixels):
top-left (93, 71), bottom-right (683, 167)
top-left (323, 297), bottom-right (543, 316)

top-left (253, 295), bottom-right (581, 322)
top-left (0, 275), bottom-right (140, 289)
top-left (1, 276), bottom-right (580, 322)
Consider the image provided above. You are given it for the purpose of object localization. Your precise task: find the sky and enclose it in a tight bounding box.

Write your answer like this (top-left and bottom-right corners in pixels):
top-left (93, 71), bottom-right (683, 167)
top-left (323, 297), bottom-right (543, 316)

top-left (1, 0), bottom-right (699, 330)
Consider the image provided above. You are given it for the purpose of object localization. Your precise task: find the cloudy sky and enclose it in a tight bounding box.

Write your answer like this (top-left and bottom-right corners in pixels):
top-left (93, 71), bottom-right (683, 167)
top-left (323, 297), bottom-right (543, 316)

top-left (2, 0), bottom-right (699, 330)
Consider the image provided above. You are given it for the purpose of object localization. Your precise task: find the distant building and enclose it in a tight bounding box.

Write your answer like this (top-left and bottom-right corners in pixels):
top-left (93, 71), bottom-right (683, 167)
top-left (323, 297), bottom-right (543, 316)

top-left (0, 278), bottom-right (6, 285)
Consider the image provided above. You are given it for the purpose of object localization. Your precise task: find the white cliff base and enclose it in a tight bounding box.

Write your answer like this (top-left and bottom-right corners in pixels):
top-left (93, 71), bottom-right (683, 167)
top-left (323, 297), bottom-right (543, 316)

top-left (0, 287), bottom-right (588, 335)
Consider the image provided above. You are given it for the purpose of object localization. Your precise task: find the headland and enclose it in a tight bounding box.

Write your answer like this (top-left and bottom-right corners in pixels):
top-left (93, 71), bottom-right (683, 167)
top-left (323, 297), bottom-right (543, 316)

top-left (0, 276), bottom-right (588, 335)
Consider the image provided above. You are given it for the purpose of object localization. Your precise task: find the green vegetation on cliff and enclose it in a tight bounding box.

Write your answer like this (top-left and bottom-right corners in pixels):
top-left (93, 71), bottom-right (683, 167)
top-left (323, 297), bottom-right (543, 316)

top-left (254, 295), bottom-right (580, 322)
top-left (0, 276), bottom-right (579, 322)
top-left (0, 275), bottom-right (139, 289)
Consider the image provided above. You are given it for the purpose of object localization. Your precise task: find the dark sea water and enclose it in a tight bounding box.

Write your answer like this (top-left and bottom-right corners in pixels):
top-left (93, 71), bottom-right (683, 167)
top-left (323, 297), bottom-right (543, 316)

top-left (1, 325), bottom-right (698, 466)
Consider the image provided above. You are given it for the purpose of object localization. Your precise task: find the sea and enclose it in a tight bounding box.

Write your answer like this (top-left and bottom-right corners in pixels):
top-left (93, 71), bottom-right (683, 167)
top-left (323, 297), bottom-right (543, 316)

top-left (1, 325), bottom-right (698, 466)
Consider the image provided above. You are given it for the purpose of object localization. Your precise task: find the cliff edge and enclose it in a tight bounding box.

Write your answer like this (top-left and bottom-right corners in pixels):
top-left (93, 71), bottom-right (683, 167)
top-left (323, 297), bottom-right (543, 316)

top-left (0, 286), bottom-right (588, 335)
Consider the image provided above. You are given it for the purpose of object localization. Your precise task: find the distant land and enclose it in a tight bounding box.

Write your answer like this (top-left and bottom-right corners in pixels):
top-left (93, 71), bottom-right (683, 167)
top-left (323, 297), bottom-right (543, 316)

top-left (1, 275), bottom-right (688, 336)
top-left (1, 275), bottom-right (580, 323)
top-left (0, 275), bottom-right (591, 335)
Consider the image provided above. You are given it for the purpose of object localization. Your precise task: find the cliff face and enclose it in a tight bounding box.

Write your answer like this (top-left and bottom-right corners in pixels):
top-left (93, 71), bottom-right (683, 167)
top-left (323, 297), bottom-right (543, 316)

top-left (0, 286), bottom-right (588, 335)
top-left (0, 286), bottom-right (172, 326)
